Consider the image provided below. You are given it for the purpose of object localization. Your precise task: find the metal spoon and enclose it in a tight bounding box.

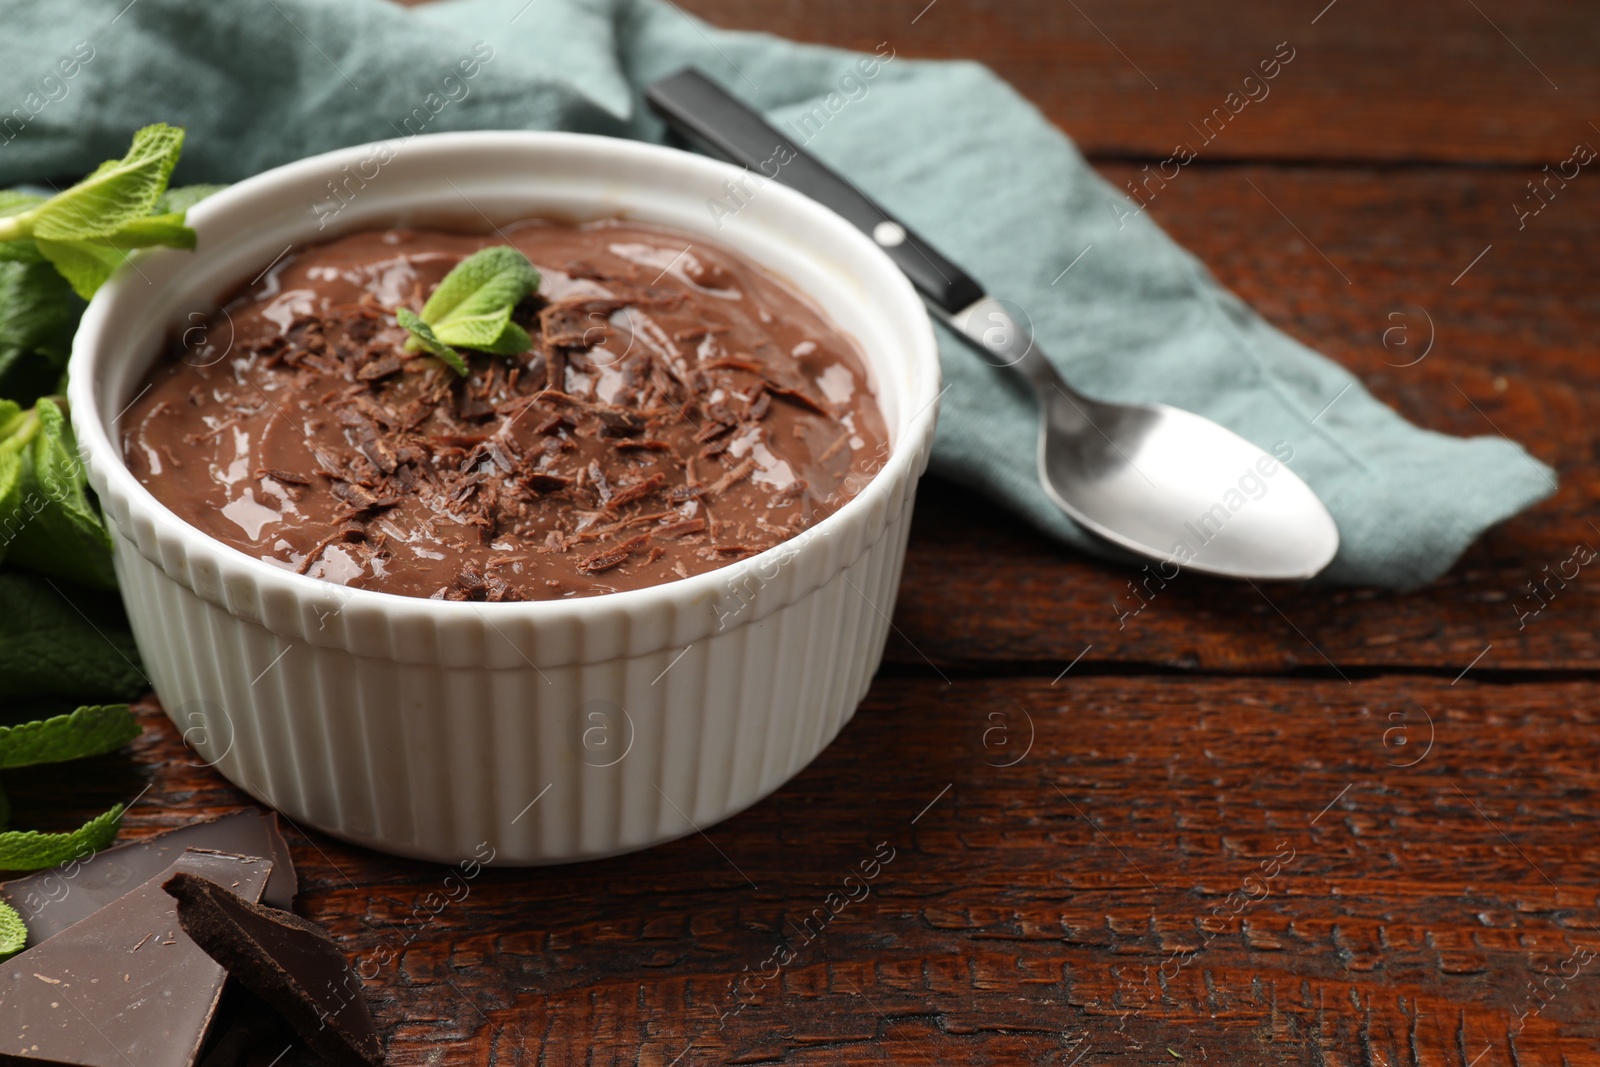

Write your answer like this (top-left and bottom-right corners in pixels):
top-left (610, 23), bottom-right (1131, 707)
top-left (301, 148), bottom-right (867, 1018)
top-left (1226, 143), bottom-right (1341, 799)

top-left (647, 70), bottom-right (1340, 581)
top-left (940, 297), bottom-right (1338, 579)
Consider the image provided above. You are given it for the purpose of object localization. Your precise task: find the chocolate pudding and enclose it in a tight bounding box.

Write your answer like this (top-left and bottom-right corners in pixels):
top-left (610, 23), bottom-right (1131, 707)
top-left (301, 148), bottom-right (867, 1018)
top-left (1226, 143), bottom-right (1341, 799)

top-left (120, 219), bottom-right (888, 601)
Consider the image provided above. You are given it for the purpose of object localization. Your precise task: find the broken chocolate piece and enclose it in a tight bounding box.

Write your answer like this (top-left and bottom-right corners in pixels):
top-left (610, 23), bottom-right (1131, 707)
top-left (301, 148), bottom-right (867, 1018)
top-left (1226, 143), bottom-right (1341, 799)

top-left (164, 873), bottom-right (382, 1067)
top-left (0, 849), bottom-right (272, 1067)
top-left (0, 810), bottom-right (296, 945)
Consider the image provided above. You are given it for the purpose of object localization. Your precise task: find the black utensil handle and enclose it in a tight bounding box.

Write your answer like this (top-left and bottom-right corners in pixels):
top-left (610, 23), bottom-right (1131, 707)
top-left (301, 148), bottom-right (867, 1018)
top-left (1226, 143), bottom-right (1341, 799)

top-left (645, 68), bottom-right (984, 315)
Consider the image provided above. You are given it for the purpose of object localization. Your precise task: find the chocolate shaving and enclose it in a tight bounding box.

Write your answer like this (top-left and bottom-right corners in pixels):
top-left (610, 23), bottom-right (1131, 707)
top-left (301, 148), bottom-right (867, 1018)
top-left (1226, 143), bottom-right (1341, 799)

top-left (598, 409), bottom-right (646, 437)
top-left (257, 467), bottom-right (310, 485)
top-left (357, 355), bottom-right (403, 381)
top-left (764, 380), bottom-right (831, 415)
top-left (707, 457), bottom-right (756, 497)
top-left (539, 299), bottom-right (625, 347)
top-left (521, 471), bottom-right (574, 493)
top-left (587, 461), bottom-right (613, 506)
top-left (695, 420), bottom-right (735, 444)
top-left (657, 518), bottom-right (706, 539)
top-left (328, 480), bottom-right (381, 511)
top-left (746, 386), bottom-right (772, 422)
top-left (703, 356), bottom-right (766, 374)
top-left (606, 472), bottom-right (667, 510)
top-left (767, 479), bottom-right (809, 509)
top-left (579, 532), bottom-right (652, 573)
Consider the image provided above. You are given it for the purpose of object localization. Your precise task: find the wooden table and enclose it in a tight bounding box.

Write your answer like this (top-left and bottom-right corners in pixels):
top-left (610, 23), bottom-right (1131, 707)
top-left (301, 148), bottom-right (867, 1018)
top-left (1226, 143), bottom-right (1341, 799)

top-left (65, 2), bottom-right (1600, 1063)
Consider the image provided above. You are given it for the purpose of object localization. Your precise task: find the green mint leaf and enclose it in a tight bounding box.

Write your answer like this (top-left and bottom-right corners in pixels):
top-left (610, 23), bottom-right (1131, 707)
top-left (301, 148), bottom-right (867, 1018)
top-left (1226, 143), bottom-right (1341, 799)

top-left (0, 400), bottom-right (36, 541)
top-left (89, 212), bottom-right (196, 251)
top-left (0, 803), bottom-right (122, 872)
top-left (420, 246), bottom-right (539, 329)
top-left (435, 301), bottom-right (515, 351)
top-left (154, 183), bottom-right (227, 214)
top-left (5, 399), bottom-right (117, 589)
top-left (0, 242), bottom-right (44, 265)
top-left (33, 238), bottom-right (128, 301)
top-left (28, 124), bottom-right (185, 242)
top-left (395, 307), bottom-right (468, 376)
top-left (0, 705), bottom-right (139, 770)
top-left (0, 899), bottom-right (24, 961)
top-left (478, 320), bottom-right (533, 357)
top-left (401, 245), bottom-right (538, 356)
top-left (0, 571), bottom-right (144, 702)
top-left (0, 260), bottom-right (81, 362)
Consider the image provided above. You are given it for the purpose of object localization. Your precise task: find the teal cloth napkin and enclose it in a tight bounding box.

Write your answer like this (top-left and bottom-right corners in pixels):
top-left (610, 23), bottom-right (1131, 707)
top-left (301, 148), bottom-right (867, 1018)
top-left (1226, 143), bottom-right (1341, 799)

top-left (0, 0), bottom-right (1555, 587)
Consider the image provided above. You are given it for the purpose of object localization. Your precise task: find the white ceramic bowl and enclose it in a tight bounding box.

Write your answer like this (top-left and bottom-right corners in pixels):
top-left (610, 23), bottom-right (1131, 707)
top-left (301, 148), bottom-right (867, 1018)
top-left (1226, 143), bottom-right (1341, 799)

top-left (68, 132), bottom-right (940, 864)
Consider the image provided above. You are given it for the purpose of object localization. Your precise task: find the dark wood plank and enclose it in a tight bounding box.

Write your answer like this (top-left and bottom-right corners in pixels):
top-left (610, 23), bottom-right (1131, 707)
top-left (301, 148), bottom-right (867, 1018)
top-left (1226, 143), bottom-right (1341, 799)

top-left (888, 161), bottom-right (1600, 675)
top-left (675, 0), bottom-right (1598, 166)
top-left (87, 678), bottom-right (1600, 1066)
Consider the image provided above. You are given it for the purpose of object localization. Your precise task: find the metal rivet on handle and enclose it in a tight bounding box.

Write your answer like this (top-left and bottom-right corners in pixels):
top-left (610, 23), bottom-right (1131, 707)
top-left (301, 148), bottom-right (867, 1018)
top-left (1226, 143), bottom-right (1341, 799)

top-left (872, 221), bottom-right (907, 248)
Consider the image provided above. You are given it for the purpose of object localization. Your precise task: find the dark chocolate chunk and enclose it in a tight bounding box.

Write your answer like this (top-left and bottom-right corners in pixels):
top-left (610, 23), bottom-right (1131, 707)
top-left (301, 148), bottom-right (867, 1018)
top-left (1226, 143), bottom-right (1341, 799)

top-left (0, 850), bottom-right (272, 1067)
top-left (163, 873), bottom-right (382, 1067)
top-left (0, 810), bottom-right (296, 945)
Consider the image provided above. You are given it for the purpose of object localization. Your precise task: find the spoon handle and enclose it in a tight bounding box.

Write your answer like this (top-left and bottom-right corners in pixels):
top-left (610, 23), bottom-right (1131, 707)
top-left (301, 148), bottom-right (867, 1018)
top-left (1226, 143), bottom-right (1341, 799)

top-left (645, 69), bottom-right (983, 313)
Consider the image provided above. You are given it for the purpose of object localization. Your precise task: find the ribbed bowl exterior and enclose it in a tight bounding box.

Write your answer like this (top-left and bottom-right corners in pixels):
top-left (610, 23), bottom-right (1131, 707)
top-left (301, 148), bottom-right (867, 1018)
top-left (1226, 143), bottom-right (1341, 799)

top-left (70, 133), bottom-right (941, 865)
top-left (107, 441), bottom-right (925, 865)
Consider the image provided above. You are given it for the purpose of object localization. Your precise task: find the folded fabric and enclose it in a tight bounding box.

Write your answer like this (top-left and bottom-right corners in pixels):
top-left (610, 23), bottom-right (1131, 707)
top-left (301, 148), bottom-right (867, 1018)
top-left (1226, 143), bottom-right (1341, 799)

top-left (0, 0), bottom-right (1555, 587)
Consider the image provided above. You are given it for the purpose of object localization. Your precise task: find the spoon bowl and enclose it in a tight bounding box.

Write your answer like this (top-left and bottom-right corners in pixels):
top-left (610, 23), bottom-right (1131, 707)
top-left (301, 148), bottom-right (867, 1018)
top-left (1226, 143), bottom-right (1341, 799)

top-left (1037, 387), bottom-right (1338, 579)
top-left (949, 296), bottom-right (1340, 580)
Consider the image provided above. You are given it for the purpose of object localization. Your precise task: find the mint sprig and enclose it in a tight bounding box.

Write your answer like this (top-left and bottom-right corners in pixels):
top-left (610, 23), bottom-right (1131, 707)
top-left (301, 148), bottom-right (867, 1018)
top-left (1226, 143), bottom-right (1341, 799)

top-left (0, 124), bottom-right (198, 299)
top-left (0, 124), bottom-right (209, 960)
top-left (394, 307), bottom-right (469, 376)
top-left (395, 246), bottom-right (539, 376)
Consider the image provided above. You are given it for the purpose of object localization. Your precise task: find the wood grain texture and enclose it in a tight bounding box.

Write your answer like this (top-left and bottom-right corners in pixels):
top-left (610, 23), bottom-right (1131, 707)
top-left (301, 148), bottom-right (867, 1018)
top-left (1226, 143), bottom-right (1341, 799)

top-left (672, 0), bottom-right (1599, 167)
top-left (96, 677), bottom-right (1600, 1066)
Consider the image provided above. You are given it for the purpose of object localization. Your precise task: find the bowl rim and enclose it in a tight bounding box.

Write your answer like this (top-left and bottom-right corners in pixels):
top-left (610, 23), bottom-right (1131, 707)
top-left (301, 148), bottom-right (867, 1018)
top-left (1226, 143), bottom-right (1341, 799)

top-left (67, 130), bottom-right (941, 631)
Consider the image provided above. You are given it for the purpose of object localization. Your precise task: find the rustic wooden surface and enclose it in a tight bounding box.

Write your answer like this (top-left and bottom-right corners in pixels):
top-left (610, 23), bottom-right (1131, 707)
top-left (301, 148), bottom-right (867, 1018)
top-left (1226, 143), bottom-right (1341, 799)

top-left (36, 2), bottom-right (1600, 1064)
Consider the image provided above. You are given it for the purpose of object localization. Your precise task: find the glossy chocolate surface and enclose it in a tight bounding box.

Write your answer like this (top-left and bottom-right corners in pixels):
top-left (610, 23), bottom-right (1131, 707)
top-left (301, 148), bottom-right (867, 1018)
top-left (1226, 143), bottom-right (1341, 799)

top-left (121, 220), bottom-right (887, 601)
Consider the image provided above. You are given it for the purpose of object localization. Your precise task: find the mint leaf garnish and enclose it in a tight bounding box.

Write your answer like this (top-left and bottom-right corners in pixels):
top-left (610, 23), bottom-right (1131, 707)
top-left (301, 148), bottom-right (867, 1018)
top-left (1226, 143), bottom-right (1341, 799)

top-left (0, 572), bottom-right (144, 702)
top-left (419, 246), bottom-right (540, 346)
top-left (0, 803), bottom-right (122, 871)
top-left (0, 124), bottom-right (197, 299)
top-left (395, 246), bottom-right (539, 375)
top-left (0, 705), bottom-right (139, 769)
top-left (394, 307), bottom-right (468, 376)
